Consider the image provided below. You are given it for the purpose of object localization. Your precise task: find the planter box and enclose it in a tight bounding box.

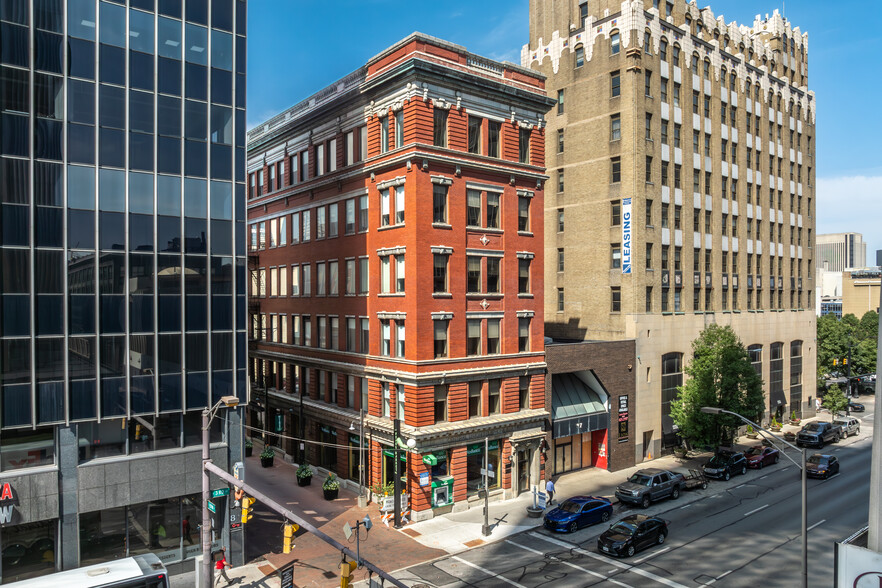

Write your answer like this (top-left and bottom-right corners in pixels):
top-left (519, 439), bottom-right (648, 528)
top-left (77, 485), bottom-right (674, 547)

top-left (244, 446), bottom-right (253, 457)
top-left (260, 456), bottom-right (274, 468)
top-left (297, 476), bottom-right (312, 487)
top-left (323, 488), bottom-right (339, 501)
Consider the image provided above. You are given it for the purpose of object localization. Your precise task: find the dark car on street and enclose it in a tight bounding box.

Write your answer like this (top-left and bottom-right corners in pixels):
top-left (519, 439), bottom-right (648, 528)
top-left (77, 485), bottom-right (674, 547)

top-left (544, 496), bottom-right (613, 533)
top-left (743, 445), bottom-right (780, 469)
top-left (702, 450), bottom-right (747, 480)
top-left (847, 401), bottom-right (865, 412)
top-left (597, 514), bottom-right (668, 558)
top-left (806, 454), bottom-right (840, 479)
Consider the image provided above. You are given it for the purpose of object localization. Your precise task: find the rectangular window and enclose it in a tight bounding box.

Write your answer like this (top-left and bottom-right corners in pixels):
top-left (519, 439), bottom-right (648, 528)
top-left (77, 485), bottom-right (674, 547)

top-left (433, 254), bottom-right (448, 293)
top-left (557, 288), bottom-right (564, 312)
top-left (302, 209), bottom-right (311, 242)
top-left (359, 126), bottom-right (367, 161)
top-left (557, 89), bottom-right (564, 114)
top-left (518, 258), bottom-right (531, 293)
top-left (270, 219), bottom-right (278, 248)
top-left (645, 71), bottom-right (652, 97)
top-left (518, 317), bottom-right (530, 352)
top-left (302, 264), bottom-right (311, 296)
top-left (359, 257), bottom-right (368, 294)
top-left (518, 196), bottom-right (530, 232)
top-left (488, 120), bottom-right (500, 158)
top-left (575, 45), bottom-right (585, 67)
top-left (303, 316), bottom-right (312, 346)
top-left (645, 113), bottom-right (652, 139)
top-left (558, 169), bottom-right (565, 192)
top-left (318, 316), bottom-right (327, 348)
top-left (328, 203), bottom-right (338, 237)
top-left (487, 257), bottom-right (500, 293)
top-left (395, 256), bottom-right (405, 293)
top-left (433, 184), bottom-right (447, 224)
top-left (345, 199), bottom-right (356, 234)
top-left (610, 114), bottom-right (621, 141)
top-left (487, 319), bottom-right (500, 354)
top-left (661, 79), bottom-right (668, 103)
top-left (382, 382), bottom-right (390, 417)
top-left (381, 320), bottom-right (390, 356)
top-left (345, 130), bottom-right (354, 165)
top-left (519, 128), bottom-right (530, 163)
top-left (380, 117), bottom-right (389, 154)
top-left (467, 319), bottom-right (481, 356)
top-left (394, 110), bottom-right (403, 149)
top-left (434, 321), bottom-right (448, 359)
top-left (345, 259), bottom-right (355, 295)
top-left (434, 385), bottom-right (448, 422)
top-left (346, 317), bottom-right (356, 351)
top-left (486, 193), bottom-right (499, 229)
top-left (380, 257), bottom-right (390, 294)
top-left (380, 189), bottom-right (390, 226)
top-left (291, 265), bottom-right (300, 296)
top-left (433, 109), bottom-right (447, 147)
top-left (329, 260), bottom-right (339, 295)
top-left (360, 318), bottom-right (369, 353)
top-left (396, 322), bottom-right (405, 358)
top-left (358, 195), bottom-right (368, 232)
top-left (557, 209), bottom-right (564, 232)
top-left (610, 32), bottom-right (620, 55)
top-left (316, 262), bottom-right (326, 296)
top-left (467, 256), bottom-right (482, 293)
top-left (394, 185), bottom-right (404, 224)
top-left (316, 144), bottom-right (325, 176)
top-left (611, 71), bottom-right (621, 97)
top-left (468, 116), bottom-right (481, 154)
top-left (558, 129), bottom-right (565, 153)
top-left (291, 212), bottom-right (300, 244)
top-left (331, 317), bottom-right (340, 350)
top-left (279, 266), bottom-right (288, 296)
top-left (467, 189), bottom-right (481, 227)
top-left (611, 157), bottom-right (621, 183)
top-left (279, 216), bottom-right (287, 246)
top-left (469, 381), bottom-right (482, 418)
top-left (611, 244), bottom-right (622, 269)
top-left (611, 200), bottom-right (621, 225)
top-left (611, 287), bottom-right (621, 312)
top-left (316, 206), bottom-right (326, 239)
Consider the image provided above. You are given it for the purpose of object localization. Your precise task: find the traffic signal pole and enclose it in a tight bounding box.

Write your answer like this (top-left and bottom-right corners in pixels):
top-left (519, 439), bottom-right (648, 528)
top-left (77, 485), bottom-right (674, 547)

top-left (201, 409), bottom-right (213, 588)
top-left (203, 461), bottom-right (408, 588)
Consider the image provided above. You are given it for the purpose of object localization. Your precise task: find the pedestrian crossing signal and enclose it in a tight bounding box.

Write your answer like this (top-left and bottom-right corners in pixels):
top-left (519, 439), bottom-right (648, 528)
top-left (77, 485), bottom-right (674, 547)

top-left (240, 497), bottom-right (255, 524)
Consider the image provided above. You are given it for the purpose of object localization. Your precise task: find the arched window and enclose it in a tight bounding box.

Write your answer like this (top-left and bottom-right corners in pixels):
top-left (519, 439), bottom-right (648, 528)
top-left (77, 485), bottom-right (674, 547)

top-left (610, 31), bottom-right (620, 55)
top-left (685, 14), bottom-right (693, 35)
top-left (690, 53), bottom-right (699, 75)
top-left (659, 38), bottom-right (668, 62)
top-left (748, 48), bottom-right (754, 61)
top-left (644, 29), bottom-right (652, 55)
top-left (730, 72), bottom-right (736, 90)
top-left (777, 94), bottom-right (782, 110)
top-left (661, 352), bottom-right (683, 435)
top-left (672, 43), bottom-right (680, 67)
top-left (574, 45), bottom-right (585, 68)
top-left (703, 58), bottom-right (710, 79)
top-left (696, 20), bottom-right (703, 34)
top-left (769, 342), bottom-right (784, 414)
top-left (754, 83), bottom-right (760, 100)
top-left (748, 344), bottom-right (763, 377)
top-left (790, 341), bottom-right (803, 415)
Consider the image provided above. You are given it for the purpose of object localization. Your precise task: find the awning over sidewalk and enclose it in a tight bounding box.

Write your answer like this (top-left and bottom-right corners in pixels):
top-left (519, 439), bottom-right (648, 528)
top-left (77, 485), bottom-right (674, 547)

top-left (551, 372), bottom-right (609, 439)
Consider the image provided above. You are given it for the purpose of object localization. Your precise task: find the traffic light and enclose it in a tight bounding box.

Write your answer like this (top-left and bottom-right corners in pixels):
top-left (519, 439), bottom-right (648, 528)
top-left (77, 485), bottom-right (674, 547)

top-left (834, 358), bottom-right (839, 366)
top-left (240, 497), bottom-right (255, 523)
top-left (339, 560), bottom-right (357, 588)
top-left (282, 523), bottom-right (299, 554)
top-left (843, 358), bottom-right (848, 365)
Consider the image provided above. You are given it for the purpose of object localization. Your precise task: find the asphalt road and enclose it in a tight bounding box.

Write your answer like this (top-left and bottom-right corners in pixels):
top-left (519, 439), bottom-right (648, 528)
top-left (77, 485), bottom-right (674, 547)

top-left (392, 407), bottom-right (876, 588)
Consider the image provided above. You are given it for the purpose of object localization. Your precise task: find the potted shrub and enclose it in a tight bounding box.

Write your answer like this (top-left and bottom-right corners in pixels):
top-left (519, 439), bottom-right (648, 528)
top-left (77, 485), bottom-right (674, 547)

top-left (259, 447), bottom-right (275, 468)
top-left (790, 411), bottom-right (801, 426)
top-left (673, 446), bottom-right (688, 459)
top-left (783, 431), bottom-right (797, 443)
top-left (296, 463), bottom-right (313, 487)
top-left (770, 417), bottom-right (782, 432)
top-left (322, 473), bottom-right (340, 501)
top-left (745, 425), bottom-right (758, 439)
top-left (244, 439), bottom-right (253, 457)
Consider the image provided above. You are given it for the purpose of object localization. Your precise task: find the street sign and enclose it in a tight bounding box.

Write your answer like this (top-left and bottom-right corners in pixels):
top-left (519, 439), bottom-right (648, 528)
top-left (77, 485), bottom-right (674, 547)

top-left (279, 564), bottom-right (295, 588)
top-left (211, 488), bottom-right (230, 498)
top-left (207, 501), bottom-right (216, 513)
top-left (419, 472), bottom-right (429, 487)
top-left (343, 522), bottom-right (352, 540)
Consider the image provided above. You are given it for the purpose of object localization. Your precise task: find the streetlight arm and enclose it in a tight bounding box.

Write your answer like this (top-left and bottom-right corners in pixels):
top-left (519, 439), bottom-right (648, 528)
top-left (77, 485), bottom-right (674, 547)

top-left (701, 406), bottom-right (802, 469)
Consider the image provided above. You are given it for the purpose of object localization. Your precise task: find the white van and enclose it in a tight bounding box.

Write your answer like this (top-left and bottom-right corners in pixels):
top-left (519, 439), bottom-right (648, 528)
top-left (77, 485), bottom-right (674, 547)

top-left (833, 416), bottom-right (860, 438)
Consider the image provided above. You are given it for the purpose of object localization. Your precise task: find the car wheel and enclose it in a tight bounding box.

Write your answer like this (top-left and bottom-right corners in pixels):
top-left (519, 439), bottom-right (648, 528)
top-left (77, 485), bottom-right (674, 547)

top-left (641, 495), bottom-right (651, 509)
top-left (774, 455), bottom-right (779, 464)
top-left (626, 545), bottom-right (635, 557)
top-left (758, 460), bottom-right (764, 469)
top-left (834, 433), bottom-right (840, 443)
top-left (568, 521), bottom-right (578, 533)
top-left (842, 430), bottom-right (848, 439)
top-left (657, 532), bottom-right (667, 545)
top-left (671, 486), bottom-right (680, 500)
top-left (723, 471), bottom-right (731, 482)
top-left (700, 481), bottom-right (708, 490)
top-left (601, 511), bottom-right (610, 523)
top-left (740, 465), bottom-right (747, 476)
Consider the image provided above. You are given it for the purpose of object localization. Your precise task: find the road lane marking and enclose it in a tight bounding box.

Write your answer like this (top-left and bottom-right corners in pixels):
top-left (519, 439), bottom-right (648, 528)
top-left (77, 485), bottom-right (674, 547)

top-left (744, 504), bottom-right (770, 517)
top-left (808, 519), bottom-right (826, 531)
top-left (734, 484), bottom-right (745, 489)
top-left (679, 504), bottom-right (692, 509)
top-left (528, 532), bottom-right (690, 588)
top-left (633, 547), bottom-right (669, 563)
top-left (505, 540), bottom-right (633, 588)
top-left (717, 570), bottom-right (733, 579)
top-left (710, 494), bottom-right (722, 498)
top-left (758, 475), bottom-right (769, 480)
top-left (451, 556), bottom-right (529, 588)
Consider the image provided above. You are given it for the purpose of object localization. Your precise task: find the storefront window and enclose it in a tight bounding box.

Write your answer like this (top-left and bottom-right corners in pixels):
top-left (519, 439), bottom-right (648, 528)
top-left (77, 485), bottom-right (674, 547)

top-left (0, 428), bottom-right (55, 471)
top-left (319, 427), bottom-right (336, 471)
top-left (79, 494), bottom-right (209, 568)
top-left (79, 413), bottom-right (222, 462)
top-left (466, 440), bottom-right (500, 495)
top-left (347, 434), bottom-right (366, 482)
top-left (0, 520), bottom-right (57, 583)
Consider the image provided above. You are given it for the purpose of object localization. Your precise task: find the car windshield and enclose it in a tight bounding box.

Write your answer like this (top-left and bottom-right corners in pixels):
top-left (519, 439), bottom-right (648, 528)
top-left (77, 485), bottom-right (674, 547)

top-left (708, 454), bottom-right (731, 466)
top-left (804, 423), bottom-right (823, 432)
top-left (609, 521), bottom-right (637, 535)
top-left (744, 447), bottom-right (763, 457)
top-left (807, 455), bottom-right (828, 464)
top-left (559, 500), bottom-right (582, 513)
top-left (627, 474), bottom-right (652, 486)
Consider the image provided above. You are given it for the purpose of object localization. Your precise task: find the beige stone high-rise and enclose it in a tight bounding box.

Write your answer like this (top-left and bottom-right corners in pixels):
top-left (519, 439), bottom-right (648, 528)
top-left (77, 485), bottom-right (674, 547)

top-left (524, 0), bottom-right (817, 460)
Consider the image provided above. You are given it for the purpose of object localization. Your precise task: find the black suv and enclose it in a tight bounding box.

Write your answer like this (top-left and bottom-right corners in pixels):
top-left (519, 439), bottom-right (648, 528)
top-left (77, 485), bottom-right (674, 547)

top-left (702, 450), bottom-right (747, 481)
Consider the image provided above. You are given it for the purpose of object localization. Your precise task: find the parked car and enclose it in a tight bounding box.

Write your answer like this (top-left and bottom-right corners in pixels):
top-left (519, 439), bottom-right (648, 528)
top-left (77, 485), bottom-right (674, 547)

top-left (796, 421), bottom-right (842, 448)
top-left (833, 416), bottom-right (861, 438)
top-left (805, 453), bottom-right (840, 479)
top-left (702, 450), bottom-right (747, 481)
top-left (543, 496), bottom-right (613, 533)
top-left (597, 514), bottom-right (668, 558)
top-left (615, 468), bottom-right (685, 509)
top-left (743, 445), bottom-right (780, 469)
top-left (847, 401), bottom-right (865, 412)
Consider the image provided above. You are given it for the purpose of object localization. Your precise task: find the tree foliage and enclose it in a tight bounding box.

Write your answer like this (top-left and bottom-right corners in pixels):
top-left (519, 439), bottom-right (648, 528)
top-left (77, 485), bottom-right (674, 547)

top-left (817, 311), bottom-right (878, 382)
top-left (670, 324), bottom-right (766, 448)
top-left (821, 384), bottom-right (849, 415)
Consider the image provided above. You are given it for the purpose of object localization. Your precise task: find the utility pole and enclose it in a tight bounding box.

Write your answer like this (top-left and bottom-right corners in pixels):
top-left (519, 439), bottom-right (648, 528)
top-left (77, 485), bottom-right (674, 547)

top-left (358, 409), bottom-right (366, 508)
top-left (481, 437), bottom-right (490, 536)
top-left (201, 409), bottom-right (212, 588)
top-left (393, 418), bottom-right (401, 529)
top-left (868, 282), bottom-right (882, 551)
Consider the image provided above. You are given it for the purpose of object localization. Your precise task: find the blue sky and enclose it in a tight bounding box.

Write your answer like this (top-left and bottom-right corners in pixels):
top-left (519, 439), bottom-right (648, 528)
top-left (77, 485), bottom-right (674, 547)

top-left (247, 0), bottom-right (882, 256)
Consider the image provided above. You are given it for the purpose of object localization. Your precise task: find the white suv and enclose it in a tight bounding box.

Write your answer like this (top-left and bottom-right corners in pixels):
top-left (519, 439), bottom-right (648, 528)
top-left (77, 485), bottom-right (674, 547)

top-left (833, 417), bottom-right (860, 438)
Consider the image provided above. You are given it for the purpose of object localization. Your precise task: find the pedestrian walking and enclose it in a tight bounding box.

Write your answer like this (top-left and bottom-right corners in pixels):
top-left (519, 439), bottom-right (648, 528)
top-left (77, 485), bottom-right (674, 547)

top-left (182, 515), bottom-right (193, 545)
top-left (545, 478), bottom-right (555, 506)
top-left (214, 547), bottom-right (232, 587)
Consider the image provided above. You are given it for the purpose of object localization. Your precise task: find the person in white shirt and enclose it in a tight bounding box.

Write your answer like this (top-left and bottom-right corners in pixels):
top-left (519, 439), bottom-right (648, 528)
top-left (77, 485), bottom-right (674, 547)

top-left (545, 478), bottom-right (555, 506)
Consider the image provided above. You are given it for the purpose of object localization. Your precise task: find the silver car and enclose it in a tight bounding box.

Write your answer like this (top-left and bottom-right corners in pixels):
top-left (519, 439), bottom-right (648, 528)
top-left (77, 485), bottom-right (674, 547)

top-left (833, 417), bottom-right (860, 438)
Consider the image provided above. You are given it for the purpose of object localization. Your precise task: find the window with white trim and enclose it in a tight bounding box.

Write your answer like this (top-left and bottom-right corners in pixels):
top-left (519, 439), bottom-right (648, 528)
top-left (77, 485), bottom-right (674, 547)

top-left (316, 262), bottom-right (326, 296)
top-left (329, 260), bottom-right (339, 296)
top-left (345, 259), bottom-right (356, 295)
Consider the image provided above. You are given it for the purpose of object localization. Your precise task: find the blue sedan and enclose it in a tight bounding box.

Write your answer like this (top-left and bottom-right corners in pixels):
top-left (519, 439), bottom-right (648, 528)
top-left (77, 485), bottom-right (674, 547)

top-left (544, 495), bottom-right (613, 533)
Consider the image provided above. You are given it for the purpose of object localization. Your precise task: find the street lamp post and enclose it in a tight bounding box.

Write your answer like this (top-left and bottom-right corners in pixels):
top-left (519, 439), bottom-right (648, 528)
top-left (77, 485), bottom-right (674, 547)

top-left (701, 407), bottom-right (807, 588)
top-left (202, 395), bottom-right (240, 588)
top-left (350, 409), bottom-right (367, 508)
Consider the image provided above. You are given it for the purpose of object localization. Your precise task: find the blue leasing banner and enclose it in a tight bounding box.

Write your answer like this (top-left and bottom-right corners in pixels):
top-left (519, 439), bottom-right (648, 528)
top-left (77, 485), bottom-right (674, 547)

top-left (622, 197), bottom-right (632, 274)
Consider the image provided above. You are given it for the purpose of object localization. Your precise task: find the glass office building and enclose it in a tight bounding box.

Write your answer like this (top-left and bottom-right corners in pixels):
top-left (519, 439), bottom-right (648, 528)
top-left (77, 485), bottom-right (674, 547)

top-left (0, 0), bottom-right (247, 581)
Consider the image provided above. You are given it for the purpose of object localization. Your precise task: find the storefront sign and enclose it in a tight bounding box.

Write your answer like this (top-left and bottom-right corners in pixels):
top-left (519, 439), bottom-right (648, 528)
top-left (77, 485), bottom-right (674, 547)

top-left (466, 440), bottom-right (499, 456)
top-left (0, 483), bottom-right (17, 525)
top-left (419, 472), bottom-right (430, 487)
top-left (621, 197), bottom-right (632, 274)
top-left (618, 395), bottom-right (629, 443)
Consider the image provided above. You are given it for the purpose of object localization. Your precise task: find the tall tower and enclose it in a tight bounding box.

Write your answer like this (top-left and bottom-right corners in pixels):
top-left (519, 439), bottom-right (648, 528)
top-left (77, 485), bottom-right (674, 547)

top-left (0, 0), bottom-right (247, 580)
top-left (524, 0), bottom-right (817, 460)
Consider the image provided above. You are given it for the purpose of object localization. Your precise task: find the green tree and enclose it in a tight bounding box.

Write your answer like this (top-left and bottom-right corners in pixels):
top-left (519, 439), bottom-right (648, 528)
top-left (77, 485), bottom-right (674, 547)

top-left (821, 384), bottom-right (849, 415)
top-left (817, 311), bottom-right (878, 388)
top-left (670, 324), bottom-right (766, 448)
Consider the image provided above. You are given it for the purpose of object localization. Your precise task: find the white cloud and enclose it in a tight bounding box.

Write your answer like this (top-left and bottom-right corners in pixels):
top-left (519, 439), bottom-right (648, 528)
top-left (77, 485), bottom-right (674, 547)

top-left (816, 175), bottom-right (882, 260)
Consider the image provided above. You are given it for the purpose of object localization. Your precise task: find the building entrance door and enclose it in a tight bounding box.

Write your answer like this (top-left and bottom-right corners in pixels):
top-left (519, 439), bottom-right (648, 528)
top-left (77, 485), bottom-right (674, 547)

top-left (517, 450), bottom-right (529, 494)
top-left (554, 442), bottom-right (571, 475)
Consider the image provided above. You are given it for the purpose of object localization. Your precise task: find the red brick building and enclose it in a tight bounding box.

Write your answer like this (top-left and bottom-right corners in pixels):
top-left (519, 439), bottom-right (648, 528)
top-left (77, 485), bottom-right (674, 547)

top-left (246, 34), bottom-right (554, 520)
